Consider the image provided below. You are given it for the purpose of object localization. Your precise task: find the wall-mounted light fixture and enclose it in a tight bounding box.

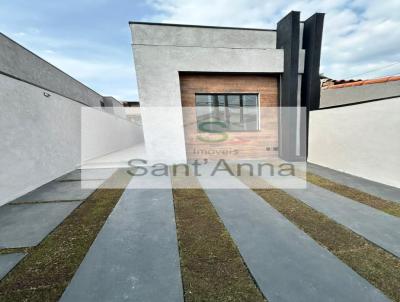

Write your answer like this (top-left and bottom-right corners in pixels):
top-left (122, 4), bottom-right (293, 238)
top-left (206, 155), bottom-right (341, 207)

top-left (43, 92), bottom-right (51, 98)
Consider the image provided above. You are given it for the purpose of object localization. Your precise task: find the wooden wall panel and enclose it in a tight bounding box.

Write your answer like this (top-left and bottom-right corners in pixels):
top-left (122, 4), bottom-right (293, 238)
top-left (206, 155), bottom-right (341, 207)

top-left (180, 73), bottom-right (279, 160)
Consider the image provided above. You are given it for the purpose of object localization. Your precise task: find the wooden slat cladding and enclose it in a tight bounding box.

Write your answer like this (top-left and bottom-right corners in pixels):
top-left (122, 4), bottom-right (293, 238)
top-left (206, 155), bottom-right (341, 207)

top-left (179, 73), bottom-right (279, 160)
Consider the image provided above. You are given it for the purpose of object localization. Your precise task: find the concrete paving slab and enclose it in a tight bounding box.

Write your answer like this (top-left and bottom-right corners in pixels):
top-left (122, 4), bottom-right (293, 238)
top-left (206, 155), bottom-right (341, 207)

top-left (0, 253), bottom-right (26, 279)
top-left (11, 180), bottom-right (103, 203)
top-left (60, 174), bottom-right (183, 302)
top-left (307, 163), bottom-right (400, 203)
top-left (197, 168), bottom-right (389, 302)
top-left (0, 202), bottom-right (81, 248)
top-left (58, 168), bottom-right (117, 181)
top-left (282, 182), bottom-right (400, 258)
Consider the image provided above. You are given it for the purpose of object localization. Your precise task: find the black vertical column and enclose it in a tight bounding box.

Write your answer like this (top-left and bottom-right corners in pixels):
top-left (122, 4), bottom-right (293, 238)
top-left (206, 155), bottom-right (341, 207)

top-left (301, 13), bottom-right (325, 111)
top-left (301, 13), bottom-right (325, 157)
top-left (276, 11), bottom-right (301, 161)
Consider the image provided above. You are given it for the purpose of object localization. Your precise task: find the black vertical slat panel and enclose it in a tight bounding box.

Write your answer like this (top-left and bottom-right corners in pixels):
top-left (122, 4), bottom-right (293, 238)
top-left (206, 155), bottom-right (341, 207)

top-left (276, 11), bottom-right (301, 161)
top-left (301, 13), bottom-right (325, 111)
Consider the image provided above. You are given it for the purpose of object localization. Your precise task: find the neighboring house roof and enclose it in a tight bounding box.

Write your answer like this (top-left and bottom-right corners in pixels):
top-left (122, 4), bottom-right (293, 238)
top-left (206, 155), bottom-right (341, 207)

top-left (321, 77), bottom-right (361, 88)
top-left (323, 75), bottom-right (400, 89)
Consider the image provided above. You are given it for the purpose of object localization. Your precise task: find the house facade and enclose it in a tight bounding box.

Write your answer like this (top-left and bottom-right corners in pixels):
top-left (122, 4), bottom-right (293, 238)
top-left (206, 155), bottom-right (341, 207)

top-left (130, 11), bottom-right (324, 163)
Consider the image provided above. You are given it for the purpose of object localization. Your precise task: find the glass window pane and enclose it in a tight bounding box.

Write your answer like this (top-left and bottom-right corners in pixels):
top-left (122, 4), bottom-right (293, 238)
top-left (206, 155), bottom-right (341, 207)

top-left (227, 95), bottom-right (240, 107)
top-left (242, 106), bottom-right (258, 130)
top-left (228, 107), bottom-right (241, 125)
top-left (195, 95), bottom-right (212, 127)
top-left (195, 93), bottom-right (259, 132)
top-left (217, 95), bottom-right (225, 106)
top-left (243, 94), bottom-right (257, 106)
top-left (195, 94), bottom-right (213, 106)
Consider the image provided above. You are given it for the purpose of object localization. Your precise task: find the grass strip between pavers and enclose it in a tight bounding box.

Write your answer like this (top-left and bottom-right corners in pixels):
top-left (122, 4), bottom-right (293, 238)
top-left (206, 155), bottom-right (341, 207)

top-left (235, 170), bottom-right (400, 302)
top-left (0, 169), bottom-right (132, 302)
top-left (171, 168), bottom-right (266, 302)
top-left (303, 171), bottom-right (400, 217)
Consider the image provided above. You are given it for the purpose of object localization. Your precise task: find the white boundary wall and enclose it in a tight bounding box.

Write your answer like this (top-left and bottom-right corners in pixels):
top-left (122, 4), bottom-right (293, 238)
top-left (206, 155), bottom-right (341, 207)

top-left (81, 107), bottom-right (144, 161)
top-left (308, 97), bottom-right (400, 187)
top-left (0, 74), bottom-right (143, 206)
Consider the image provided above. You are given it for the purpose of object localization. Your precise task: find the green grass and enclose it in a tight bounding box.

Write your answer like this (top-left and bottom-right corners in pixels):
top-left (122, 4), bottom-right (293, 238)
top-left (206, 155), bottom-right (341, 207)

top-left (171, 170), bottom-right (266, 302)
top-left (0, 169), bottom-right (131, 302)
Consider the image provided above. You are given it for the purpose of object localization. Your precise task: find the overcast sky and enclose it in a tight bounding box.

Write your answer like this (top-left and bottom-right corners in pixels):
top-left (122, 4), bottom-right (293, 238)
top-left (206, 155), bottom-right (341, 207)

top-left (1, 0), bottom-right (399, 100)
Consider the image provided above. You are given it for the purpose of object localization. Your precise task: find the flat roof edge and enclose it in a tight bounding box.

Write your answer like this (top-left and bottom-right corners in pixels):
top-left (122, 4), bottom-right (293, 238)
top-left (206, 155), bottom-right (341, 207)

top-left (129, 21), bottom-right (276, 32)
top-left (0, 33), bottom-right (103, 99)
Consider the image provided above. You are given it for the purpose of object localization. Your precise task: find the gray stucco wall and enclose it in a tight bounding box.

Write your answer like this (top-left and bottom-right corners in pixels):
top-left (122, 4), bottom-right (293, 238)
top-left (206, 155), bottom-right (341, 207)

top-left (131, 22), bottom-right (277, 49)
top-left (320, 80), bottom-right (400, 108)
top-left (0, 33), bottom-right (103, 107)
top-left (130, 23), bottom-right (288, 164)
top-left (0, 74), bottom-right (143, 206)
